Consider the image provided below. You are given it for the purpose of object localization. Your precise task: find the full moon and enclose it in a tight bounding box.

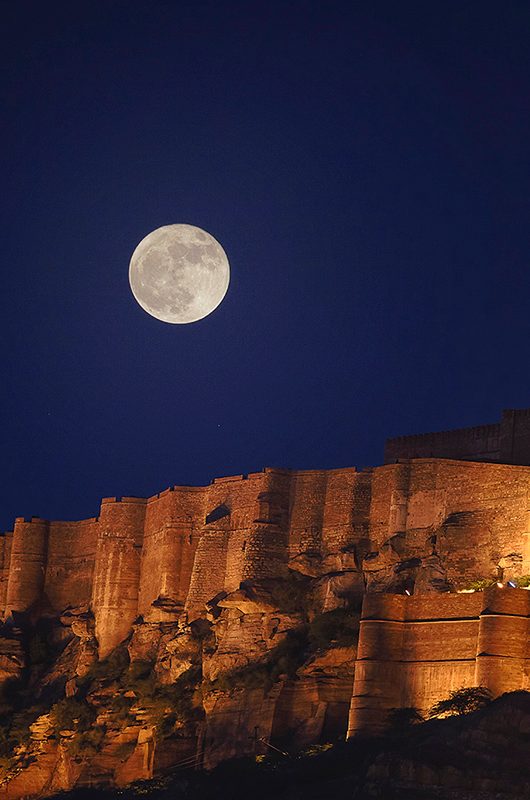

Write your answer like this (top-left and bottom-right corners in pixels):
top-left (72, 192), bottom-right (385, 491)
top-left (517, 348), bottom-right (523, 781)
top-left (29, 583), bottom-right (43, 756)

top-left (129, 224), bottom-right (230, 324)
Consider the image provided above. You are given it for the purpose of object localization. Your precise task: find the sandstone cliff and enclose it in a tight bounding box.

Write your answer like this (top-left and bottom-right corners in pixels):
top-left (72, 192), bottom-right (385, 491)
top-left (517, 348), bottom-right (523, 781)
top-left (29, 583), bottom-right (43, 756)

top-left (14, 691), bottom-right (530, 800)
top-left (2, 458), bottom-right (530, 796)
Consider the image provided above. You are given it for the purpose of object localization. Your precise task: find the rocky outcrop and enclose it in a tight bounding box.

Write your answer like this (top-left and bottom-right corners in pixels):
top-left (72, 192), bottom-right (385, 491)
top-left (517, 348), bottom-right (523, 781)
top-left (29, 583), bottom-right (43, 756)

top-left (364, 691), bottom-right (530, 799)
top-left (0, 573), bottom-right (359, 797)
top-left (12, 691), bottom-right (530, 800)
top-left (0, 628), bottom-right (24, 683)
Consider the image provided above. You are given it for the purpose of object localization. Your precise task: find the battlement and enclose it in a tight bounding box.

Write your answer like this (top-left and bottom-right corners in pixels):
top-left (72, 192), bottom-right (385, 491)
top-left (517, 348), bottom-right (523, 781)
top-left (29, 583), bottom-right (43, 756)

top-left (100, 496), bottom-right (148, 505)
top-left (385, 407), bottom-right (530, 466)
top-left (387, 422), bottom-right (499, 445)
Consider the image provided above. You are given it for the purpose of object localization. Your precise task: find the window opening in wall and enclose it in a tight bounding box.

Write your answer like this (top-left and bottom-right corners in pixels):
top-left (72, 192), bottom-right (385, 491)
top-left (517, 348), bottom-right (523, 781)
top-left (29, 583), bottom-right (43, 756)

top-left (205, 504), bottom-right (230, 525)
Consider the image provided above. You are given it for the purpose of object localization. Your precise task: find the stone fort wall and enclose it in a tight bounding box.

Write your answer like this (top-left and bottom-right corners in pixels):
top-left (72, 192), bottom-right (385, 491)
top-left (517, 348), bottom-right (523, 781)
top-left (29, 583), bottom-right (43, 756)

top-left (3, 458), bottom-right (530, 660)
top-left (385, 407), bottom-right (530, 466)
top-left (0, 466), bottom-right (365, 654)
top-left (347, 587), bottom-right (530, 736)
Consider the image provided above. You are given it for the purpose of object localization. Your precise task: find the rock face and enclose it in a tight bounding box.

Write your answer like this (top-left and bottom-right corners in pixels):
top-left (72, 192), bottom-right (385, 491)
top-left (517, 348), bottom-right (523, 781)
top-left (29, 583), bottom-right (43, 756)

top-left (364, 691), bottom-right (530, 799)
top-left (2, 456), bottom-right (530, 795)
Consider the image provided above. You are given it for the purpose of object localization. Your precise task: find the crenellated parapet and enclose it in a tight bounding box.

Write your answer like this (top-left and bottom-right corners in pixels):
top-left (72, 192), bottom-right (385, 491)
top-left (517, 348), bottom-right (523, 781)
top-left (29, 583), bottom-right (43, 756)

top-left (385, 407), bottom-right (530, 466)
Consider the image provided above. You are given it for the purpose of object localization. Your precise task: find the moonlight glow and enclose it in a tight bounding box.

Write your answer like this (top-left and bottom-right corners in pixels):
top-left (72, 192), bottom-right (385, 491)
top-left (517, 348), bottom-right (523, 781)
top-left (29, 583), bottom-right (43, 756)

top-left (129, 224), bottom-right (230, 323)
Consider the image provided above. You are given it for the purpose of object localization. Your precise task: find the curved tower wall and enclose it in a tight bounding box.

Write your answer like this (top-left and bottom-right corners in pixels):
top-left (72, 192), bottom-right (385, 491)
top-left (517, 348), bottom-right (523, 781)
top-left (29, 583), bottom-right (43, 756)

top-left (236, 470), bottom-right (291, 584)
top-left (91, 498), bottom-right (147, 657)
top-left (185, 521), bottom-right (230, 618)
top-left (474, 588), bottom-right (530, 695)
top-left (0, 533), bottom-right (13, 617)
top-left (347, 590), bottom-right (530, 737)
top-left (240, 526), bottom-right (288, 582)
top-left (4, 518), bottom-right (48, 615)
top-left (347, 594), bottom-right (406, 736)
top-left (138, 488), bottom-right (204, 621)
top-left (44, 519), bottom-right (98, 611)
top-left (222, 473), bottom-right (267, 592)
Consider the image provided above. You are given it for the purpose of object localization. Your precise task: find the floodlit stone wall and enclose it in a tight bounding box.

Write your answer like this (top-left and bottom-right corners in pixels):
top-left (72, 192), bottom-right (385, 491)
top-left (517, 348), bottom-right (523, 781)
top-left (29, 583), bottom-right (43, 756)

top-left (138, 487), bottom-right (204, 620)
top-left (44, 518), bottom-right (99, 611)
top-left (0, 532), bottom-right (13, 614)
top-left (91, 497), bottom-right (147, 656)
top-left (3, 457), bottom-right (530, 664)
top-left (5, 518), bottom-right (49, 614)
top-left (347, 587), bottom-right (530, 736)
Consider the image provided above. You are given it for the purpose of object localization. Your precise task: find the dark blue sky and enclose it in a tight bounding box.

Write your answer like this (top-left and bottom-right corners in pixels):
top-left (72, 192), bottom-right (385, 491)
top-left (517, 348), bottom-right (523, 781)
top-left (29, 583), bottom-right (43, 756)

top-left (2, 1), bottom-right (530, 530)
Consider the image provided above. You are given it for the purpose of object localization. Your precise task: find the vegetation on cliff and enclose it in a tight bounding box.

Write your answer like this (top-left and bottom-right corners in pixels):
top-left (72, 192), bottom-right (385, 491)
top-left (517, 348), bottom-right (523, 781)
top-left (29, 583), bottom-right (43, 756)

top-left (39, 691), bottom-right (530, 800)
top-left (0, 580), bottom-right (361, 795)
top-left (428, 686), bottom-right (492, 719)
top-left (462, 574), bottom-right (530, 591)
top-left (0, 617), bottom-right (207, 784)
top-left (204, 607), bottom-right (359, 694)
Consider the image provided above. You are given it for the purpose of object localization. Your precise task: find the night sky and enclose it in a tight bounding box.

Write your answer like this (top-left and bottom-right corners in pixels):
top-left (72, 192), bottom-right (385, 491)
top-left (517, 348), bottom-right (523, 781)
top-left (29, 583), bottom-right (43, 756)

top-left (3, 1), bottom-right (530, 531)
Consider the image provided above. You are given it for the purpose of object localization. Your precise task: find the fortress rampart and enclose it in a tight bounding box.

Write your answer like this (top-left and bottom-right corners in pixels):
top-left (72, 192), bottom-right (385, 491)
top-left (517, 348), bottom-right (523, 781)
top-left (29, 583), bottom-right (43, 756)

top-left (347, 587), bottom-right (530, 736)
top-left (385, 407), bottom-right (530, 466)
top-left (3, 458), bottom-right (530, 660)
top-left (92, 497), bottom-right (147, 656)
top-left (7, 411), bottom-right (530, 792)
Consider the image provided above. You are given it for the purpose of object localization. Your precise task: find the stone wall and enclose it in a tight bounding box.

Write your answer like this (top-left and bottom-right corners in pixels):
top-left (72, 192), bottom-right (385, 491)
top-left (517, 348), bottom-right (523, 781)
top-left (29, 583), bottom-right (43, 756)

top-left (45, 518), bottom-right (99, 612)
top-left (361, 459), bottom-right (530, 591)
top-left (385, 407), bottom-right (530, 466)
top-left (5, 518), bottom-right (49, 614)
top-left (138, 487), bottom-right (204, 621)
top-left (91, 497), bottom-right (147, 656)
top-left (3, 458), bottom-right (530, 657)
top-left (347, 587), bottom-right (530, 736)
top-left (3, 516), bottom-right (99, 619)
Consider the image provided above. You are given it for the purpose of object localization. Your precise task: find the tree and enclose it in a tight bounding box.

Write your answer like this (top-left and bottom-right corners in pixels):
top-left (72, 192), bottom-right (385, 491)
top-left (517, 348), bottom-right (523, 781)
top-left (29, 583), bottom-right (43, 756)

top-left (429, 686), bottom-right (492, 719)
top-left (387, 706), bottom-right (424, 729)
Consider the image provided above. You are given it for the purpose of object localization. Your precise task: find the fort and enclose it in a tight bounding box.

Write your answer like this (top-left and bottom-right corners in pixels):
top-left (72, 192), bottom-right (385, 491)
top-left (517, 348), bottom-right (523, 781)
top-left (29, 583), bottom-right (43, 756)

top-left (4, 456), bottom-right (530, 654)
top-left (3, 408), bottom-right (530, 795)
